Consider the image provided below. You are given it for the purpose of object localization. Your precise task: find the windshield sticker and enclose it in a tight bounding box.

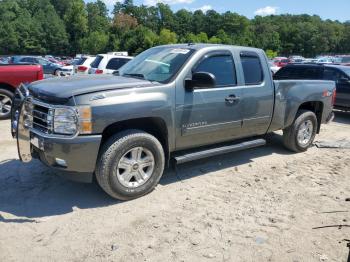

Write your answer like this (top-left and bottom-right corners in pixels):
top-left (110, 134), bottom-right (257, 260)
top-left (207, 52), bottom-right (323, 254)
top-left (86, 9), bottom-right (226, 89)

top-left (170, 49), bottom-right (190, 54)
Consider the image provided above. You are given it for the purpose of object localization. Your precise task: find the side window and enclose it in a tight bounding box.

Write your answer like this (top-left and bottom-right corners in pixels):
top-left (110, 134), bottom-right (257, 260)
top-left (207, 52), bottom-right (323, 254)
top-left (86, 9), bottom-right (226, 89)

top-left (323, 69), bottom-right (337, 81)
top-left (21, 58), bottom-right (30, 63)
top-left (240, 54), bottom-right (264, 85)
top-left (302, 68), bottom-right (322, 79)
top-left (274, 67), bottom-right (292, 79)
top-left (193, 54), bottom-right (237, 87)
top-left (106, 58), bottom-right (130, 70)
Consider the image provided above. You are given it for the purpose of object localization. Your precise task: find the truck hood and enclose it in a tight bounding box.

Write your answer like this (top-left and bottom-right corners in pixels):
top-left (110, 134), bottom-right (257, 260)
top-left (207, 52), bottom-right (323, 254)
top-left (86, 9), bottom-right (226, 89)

top-left (28, 74), bottom-right (157, 104)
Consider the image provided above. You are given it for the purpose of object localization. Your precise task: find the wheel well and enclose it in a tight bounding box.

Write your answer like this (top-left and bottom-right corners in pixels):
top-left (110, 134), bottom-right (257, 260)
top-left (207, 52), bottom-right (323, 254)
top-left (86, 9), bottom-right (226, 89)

top-left (101, 117), bottom-right (169, 162)
top-left (0, 83), bottom-right (15, 94)
top-left (298, 101), bottom-right (324, 133)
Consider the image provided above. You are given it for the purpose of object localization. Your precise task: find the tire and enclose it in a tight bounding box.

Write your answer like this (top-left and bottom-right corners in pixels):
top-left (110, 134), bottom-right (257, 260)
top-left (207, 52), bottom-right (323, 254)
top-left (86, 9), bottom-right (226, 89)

top-left (54, 69), bottom-right (59, 76)
top-left (95, 129), bottom-right (165, 200)
top-left (283, 110), bottom-right (317, 152)
top-left (0, 88), bottom-right (13, 120)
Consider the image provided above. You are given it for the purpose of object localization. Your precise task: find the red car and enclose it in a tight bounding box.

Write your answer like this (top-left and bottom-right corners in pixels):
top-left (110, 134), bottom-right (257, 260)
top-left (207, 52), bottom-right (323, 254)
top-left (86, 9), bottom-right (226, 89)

top-left (273, 57), bottom-right (289, 67)
top-left (0, 64), bottom-right (43, 119)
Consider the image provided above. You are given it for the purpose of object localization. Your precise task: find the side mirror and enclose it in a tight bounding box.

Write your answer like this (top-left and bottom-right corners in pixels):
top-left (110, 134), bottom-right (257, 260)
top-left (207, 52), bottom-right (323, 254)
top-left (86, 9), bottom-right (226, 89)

top-left (185, 72), bottom-right (216, 90)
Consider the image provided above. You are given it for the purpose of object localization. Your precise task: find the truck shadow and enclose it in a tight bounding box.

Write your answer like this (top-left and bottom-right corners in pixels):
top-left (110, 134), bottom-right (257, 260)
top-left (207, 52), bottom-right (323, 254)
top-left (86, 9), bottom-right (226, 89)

top-left (333, 111), bottom-right (350, 125)
top-left (0, 132), bottom-right (291, 221)
top-left (160, 132), bottom-right (291, 185)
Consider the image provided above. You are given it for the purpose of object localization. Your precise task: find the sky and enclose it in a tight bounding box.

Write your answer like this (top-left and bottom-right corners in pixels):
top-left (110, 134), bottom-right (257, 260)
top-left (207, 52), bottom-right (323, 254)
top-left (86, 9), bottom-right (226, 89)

top-left (87, 0), bottom-right (349, 22)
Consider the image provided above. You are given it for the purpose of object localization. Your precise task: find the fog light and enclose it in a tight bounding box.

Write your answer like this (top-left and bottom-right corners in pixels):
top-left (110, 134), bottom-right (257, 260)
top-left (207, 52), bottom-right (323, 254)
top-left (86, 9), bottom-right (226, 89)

top-left (55, 158), bottom-right (67, 168)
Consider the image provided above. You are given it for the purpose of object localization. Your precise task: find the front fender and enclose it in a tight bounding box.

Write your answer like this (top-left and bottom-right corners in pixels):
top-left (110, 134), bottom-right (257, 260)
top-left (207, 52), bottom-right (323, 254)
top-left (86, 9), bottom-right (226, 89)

top-left (73, 84), bottom-right (175, 150)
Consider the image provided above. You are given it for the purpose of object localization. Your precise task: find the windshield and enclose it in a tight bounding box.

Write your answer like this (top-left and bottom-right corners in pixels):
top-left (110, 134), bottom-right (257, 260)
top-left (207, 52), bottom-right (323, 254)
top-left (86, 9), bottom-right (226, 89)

top-left (118, 46), bottom-right (195, 83)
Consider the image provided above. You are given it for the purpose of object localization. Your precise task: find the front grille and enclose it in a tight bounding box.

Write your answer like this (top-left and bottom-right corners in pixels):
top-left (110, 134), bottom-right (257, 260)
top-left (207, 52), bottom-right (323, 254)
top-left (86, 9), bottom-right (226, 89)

top-left (31, 100), bottom-right (53, 134)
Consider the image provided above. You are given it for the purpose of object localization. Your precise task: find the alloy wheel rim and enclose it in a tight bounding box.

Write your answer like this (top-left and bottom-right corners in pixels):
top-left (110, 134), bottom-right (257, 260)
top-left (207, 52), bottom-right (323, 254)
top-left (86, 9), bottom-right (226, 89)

top-left (0, 94), bottom-right (12, 116)
top-left (297, 120), bottom-right (313, 146)
top-left (116, 147), bottom-right (155, 188)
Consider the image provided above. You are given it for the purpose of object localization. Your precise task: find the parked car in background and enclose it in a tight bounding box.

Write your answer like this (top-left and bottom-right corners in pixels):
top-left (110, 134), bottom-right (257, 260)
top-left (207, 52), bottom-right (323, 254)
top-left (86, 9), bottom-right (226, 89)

top-left (289, 55), bottom-right (305, 63)
top-left (273, 57), bottom-right (289, 67)
top-left (274, 63), bottom-right (350, 110)
top-left (316, 57), bottom-right (333, 64)
top-left (0, 64), bottom-right (43, 119)
top-left (10, 56), bottom-right (62, 75)
top-left (74, 56), bottom-right (96, 75)
top-left (55, 57), bottom-right (90, 76)
top-left (334, 56), bottom-right (350, 66)
top-left (303, 58), bottom-right (318, 63)
top-left (89, 52), bottom-right (133, 74)
top-left (269, 61), bottom-right (281, 74)
top-left (0, 57), bottom-right (9, 64)
top-left (12, 44), bottom-right (335, 200)
top-left (46, 56), bottom-right (65, 66)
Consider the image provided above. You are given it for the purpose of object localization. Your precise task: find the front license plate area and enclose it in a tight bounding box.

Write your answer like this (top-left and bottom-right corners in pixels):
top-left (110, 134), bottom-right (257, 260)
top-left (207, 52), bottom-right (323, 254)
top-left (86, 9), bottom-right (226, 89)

top-left (30, 136), bottom-right (44, 151)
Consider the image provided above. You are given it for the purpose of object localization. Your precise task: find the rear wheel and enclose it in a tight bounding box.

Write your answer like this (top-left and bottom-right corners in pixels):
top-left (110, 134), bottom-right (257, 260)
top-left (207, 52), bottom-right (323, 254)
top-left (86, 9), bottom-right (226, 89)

top-left (0, 89), bottom-right (13, 120)
top-left (283, 110), bottom-right (317, 152)
top-left (95, 130), bottom-right (165, 200)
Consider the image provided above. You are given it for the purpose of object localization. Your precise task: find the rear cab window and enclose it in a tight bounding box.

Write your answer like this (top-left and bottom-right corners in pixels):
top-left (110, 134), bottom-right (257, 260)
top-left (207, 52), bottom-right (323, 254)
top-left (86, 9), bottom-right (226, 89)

top-left (90, 55), bottom-right (104, 68)
top-left (240, 51), bottom-right (264, 85)
top-left (193, 52), bottom-right (237, 87)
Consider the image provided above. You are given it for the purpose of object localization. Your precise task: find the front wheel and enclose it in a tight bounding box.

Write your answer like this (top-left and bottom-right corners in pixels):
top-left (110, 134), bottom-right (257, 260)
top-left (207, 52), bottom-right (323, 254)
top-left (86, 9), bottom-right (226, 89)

top-left (95, 130), bottom-right (165, 200)
top-left (283, 110), bottom-right (317, 152)
top-left (0, 89), bottom-right (13, 120)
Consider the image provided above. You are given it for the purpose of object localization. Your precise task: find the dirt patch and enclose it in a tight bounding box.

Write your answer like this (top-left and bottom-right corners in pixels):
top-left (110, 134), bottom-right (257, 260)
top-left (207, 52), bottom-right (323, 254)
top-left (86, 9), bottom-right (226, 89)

top-left (0, 112), bottom-right (349, 261)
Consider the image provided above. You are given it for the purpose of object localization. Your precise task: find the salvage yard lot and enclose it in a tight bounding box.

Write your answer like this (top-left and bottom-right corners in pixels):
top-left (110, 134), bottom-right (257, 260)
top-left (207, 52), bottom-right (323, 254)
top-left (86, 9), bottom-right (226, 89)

top-left (0, 113), bottom-right (349, 262)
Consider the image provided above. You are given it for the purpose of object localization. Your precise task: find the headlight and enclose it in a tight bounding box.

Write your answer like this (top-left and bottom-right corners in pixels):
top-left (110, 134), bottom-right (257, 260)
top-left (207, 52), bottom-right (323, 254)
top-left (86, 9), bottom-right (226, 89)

top-left (53, 107), bottom-right (78, 135)
top-left (52, 106), bottom-right (92, 135)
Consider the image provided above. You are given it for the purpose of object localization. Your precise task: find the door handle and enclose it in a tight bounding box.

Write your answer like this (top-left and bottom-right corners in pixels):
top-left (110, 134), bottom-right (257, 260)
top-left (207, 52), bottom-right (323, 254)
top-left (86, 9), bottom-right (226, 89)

top-left (225, 95), bottom-right (240, 104)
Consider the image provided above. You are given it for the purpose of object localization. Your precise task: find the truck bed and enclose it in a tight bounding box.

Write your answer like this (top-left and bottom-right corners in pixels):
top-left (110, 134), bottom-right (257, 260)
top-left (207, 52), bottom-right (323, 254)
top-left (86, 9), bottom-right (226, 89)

top-left (268, 80), bottom-right (335, 132)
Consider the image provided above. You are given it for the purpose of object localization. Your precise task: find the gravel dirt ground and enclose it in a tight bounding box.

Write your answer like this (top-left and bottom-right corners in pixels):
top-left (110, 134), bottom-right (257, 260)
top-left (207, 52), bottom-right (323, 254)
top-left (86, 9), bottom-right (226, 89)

top-left (0, 112), bottom-right (349, 262)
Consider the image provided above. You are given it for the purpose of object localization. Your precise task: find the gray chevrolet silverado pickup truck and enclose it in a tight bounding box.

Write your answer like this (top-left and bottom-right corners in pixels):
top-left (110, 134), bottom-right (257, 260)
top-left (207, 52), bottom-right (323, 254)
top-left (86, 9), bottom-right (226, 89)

top-left (12, 44), bottom-right (336, 200)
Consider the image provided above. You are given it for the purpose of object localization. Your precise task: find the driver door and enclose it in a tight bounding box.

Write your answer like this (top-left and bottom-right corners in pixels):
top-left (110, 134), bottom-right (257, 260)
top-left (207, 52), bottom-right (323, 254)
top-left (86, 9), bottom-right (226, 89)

top-left (175, 51), bottom-right (243, 150)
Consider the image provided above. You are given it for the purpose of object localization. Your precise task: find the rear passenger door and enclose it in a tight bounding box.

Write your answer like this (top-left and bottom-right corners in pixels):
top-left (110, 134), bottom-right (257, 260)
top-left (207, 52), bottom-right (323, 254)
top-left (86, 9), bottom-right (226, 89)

top-left (239, 51), bottom-right (274, 136)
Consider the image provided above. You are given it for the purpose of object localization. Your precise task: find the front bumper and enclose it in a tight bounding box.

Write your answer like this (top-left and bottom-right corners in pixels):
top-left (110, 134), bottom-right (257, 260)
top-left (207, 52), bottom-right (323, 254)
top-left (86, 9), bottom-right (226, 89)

top-left (30, 132), bottom-right (102, 183)
top-left (11, 86), bottom-right (102, 182)
top-left (31, 132), bottom-right (102, 174)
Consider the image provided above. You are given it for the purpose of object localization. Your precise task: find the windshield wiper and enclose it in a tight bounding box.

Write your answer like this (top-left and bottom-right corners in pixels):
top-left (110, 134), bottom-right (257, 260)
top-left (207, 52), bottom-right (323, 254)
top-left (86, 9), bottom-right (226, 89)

top-left (123, 73), bottom-right (145, 79)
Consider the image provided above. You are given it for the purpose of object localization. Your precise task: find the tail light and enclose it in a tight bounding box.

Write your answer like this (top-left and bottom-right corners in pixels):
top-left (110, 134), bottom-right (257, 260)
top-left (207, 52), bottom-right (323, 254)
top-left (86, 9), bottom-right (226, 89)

top-left (77, 66), bottom-right (88, 72)
top-left (331, 89), bottom-right (336, 106)
top-left (95, 69), bottom-right (103, 74)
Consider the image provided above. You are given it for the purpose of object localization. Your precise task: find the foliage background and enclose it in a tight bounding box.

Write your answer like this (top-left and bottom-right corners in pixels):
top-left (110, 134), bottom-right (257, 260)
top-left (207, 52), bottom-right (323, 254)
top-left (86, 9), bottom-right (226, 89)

top-left (0, 0), bottom-right (349, 57)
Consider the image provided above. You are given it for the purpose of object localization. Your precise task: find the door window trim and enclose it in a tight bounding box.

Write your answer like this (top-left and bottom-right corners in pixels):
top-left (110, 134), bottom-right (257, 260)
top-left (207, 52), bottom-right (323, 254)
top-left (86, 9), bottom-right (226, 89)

top-left (240, 51), bottom-right (264, 86)
top-left (191, 51), bottom-right (238, 88)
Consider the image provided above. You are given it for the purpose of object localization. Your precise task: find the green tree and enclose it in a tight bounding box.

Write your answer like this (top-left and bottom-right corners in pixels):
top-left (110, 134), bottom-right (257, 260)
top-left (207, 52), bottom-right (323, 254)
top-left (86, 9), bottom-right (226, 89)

top-left (63, 0), bottom-right (88, 53)
top-left (80, 31), bottom-right (109, 54)
top-left (158, 29), bottom-right (177, 45)
top-left (86, 0), bottom-right (109, 33)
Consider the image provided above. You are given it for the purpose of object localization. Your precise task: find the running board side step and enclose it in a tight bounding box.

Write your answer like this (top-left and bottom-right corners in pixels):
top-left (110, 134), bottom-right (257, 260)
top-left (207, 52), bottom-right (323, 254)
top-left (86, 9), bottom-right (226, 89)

top-left (173, 138), bottom-right (266, 164)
